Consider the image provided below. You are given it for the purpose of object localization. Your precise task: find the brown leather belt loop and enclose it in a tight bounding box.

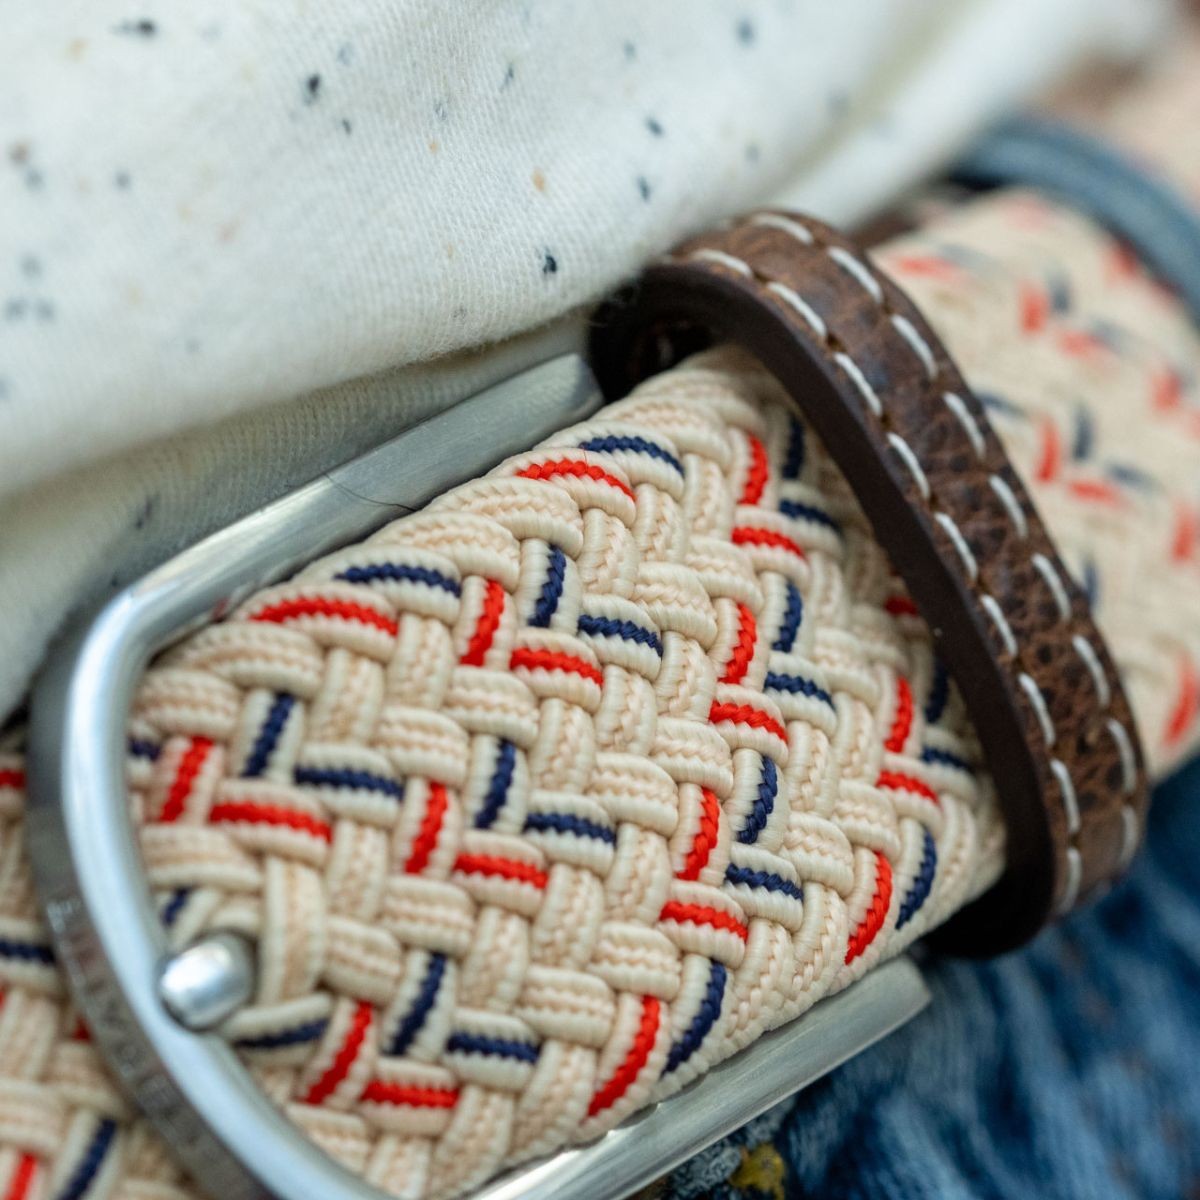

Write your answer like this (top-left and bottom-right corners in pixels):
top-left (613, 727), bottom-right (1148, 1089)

top-left (588, 209), bottom-right (1149, 953)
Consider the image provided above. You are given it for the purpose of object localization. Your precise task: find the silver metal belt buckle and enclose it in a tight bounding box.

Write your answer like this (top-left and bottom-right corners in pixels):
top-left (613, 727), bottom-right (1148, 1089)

top-left (26, 353), bottom-right (930, 1200)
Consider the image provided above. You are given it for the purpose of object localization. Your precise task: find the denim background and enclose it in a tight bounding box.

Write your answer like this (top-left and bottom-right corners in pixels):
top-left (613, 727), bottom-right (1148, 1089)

top-left (663, 758), bottom-right (1200, 1200)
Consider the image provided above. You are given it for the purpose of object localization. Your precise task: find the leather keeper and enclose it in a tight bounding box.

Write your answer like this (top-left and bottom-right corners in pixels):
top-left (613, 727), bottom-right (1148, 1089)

top-left (588, 209), bottom-right (1149, 953)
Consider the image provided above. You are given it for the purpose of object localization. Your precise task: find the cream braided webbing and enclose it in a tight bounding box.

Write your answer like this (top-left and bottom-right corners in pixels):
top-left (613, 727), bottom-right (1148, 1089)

top-left (2, 182), bottom-right (1200, 1200)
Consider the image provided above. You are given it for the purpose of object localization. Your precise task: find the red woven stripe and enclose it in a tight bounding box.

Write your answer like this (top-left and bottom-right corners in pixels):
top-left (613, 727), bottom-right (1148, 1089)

top-left (678, 788), bottom-right (720, 882)
top-left (720, 602), bottom-right (757, 686)
top-left (845, 851), bottom-right (892, 964)
top-left (1108, 241), bottom-right (1139, 280)
top-left (1151, 368), bottom-right (1184, 412)
top-left (889, 254), bottom-right (960, 281)
top-left (208, 801), bottom-right (332, 842)
top-left (660, 899), bottom-right (749, 941)
top-left (454, 853), bottom-right (549, 889)
top-left (159, 736), bottom-right (212, 823)
top-left (1165, 655), bottom-right (1200, 748)
top-left (250, 596), bottom-right (398, 637)
top-left (4, 1154), bottom-right (38, 1200)
top-left (361, 1080), bottom-right (459, 1109)
top-left (510, 646), bottom-right (604, 687)
top-left (1068, 478), bottom-right (1123, 506)
top-left (405, 781), bottom-right (448, 874)
top-left (884, 678), bottom-right (913, 753)
top-left (731, 527), bottom-right (805, 558)
top-left (303, 1000), bottom-right (373, 1105)
top-left (1034, 418), bottom-right (1062, 483)
top-left (708, 701), bottom-right (787, 745)
top-left (0, 769), bottom-right (26, 791)
top-left (1171, 502), bottom-right (1198, 563)
top-left (587, 995), bottom-right (660, 1117)
top-left (461, 579), bottom-right (506, 666)
top-left (740, 434), bottom-right (769, 505)
top-left (1057, 329), bottom-right (1108, 359)
top-left (876, 770), bottom-right (939, 805)
top-left (1019, 282), bottom-right (1048, 334)
top-left (517, 458), bottom-right (636, 501)
top-left (884, 595), bottom-right (918, 617)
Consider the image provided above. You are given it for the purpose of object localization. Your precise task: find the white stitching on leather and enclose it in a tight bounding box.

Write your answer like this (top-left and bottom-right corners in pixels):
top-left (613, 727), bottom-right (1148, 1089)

top-left (1056, 847), bottom-right (1083, 914)
top-left (833, 351), bottom-right (883, 417)
top-left (689, 248), bottom-right (754, 277)
top-left (980, 594), bottom-right (1017, 657)
top-left (935, 512), bottom-right (978, 581)
top-left (1071, 635), bottom-right (1112, 708)
top-left (748, 212), bottom-right (815, 246)
top-left (1106, 717), bottom-right (1136, 795)
top-left (766, 281), bottom-right (828, 340)
top-left (1019, 672), bottom-right (1056, 745)
top-left (1032, 552), bottom-right (1071, 621)
top-left (1050, 758), bottom-right (1080, 835)
top-left (827, 245), bottom-right (884, 304)
top-left (942, 391), bottom-right (986, 458)
top-left (886, 433), bottom-right (930, 500)
top-left (889, 313), bottom-right (938, 379)
top-left (989, 475), bottom-right (1029, 539)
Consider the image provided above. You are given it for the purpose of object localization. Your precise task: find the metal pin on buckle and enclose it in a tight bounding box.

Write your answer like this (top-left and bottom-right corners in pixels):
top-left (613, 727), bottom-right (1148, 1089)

top-left (26, 353), bottom-right (930, 1200)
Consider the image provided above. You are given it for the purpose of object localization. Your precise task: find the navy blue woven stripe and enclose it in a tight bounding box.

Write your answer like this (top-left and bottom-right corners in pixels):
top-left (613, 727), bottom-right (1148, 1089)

top-left (772, 580), bottom-right (803, 652)
top-left (235, 1018), bottom-right (328, 1051)
top-left (1082, 558), bottom-right (1100, 608)
top-left (782, 419), bottom-right (805, 480)
top-left (57, 1117), bottom-right (116, 1200)
top-left (524, 811), bottom-right (616, 844)
top-left (765, 671), bottom-right (833, 707)
top-left (127, 737), bottom-right (160, 761)
top-left (0, 936), bottom-right (54, 965)
top-left (924, 663), bottom-right (949, 725)
top-left (1072, 407), bottom-right (1094, 461)
top-left (1108, 461), bottom-right (1158, 492)
top-left (663, 959), bottom-right (727, 1075)
top-left (294, 764), bottom-right (403, 800)
top-left (977, 390), bottom-right (1027, 420)
top-left (577, 613), bottom-right (663, 656)
top-left (335, 562), bottom-right (460, 595)
top-left (578, 434), bottom-right (684, 476)
top-left (446, 1031), bottom-right (540, 1063)
top-left (388, 953), bottom-right (446, 1056)
top-left (897, 828), bottom-right (938, 929)
top-left (780, 498), bottom-right (841, 535)
top-left (241, 692), bottom-right (294, 778)
top-left (160, 888), bottom-right (190, 928)
top-left (737, 756), bottom-right (777, 845)
top-left (475, 739), bottom-right (516, 830)
top-left (725, 863), bottom-right (804, 901)
top-left (530, 544), bottom-right (566, 628)
top-left (920, 745), bottom-right (974, 774)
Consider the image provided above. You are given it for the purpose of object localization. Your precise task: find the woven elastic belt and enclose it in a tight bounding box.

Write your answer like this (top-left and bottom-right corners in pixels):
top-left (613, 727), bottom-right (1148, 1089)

top-left (19, 208), bottom-right (1153, 1200)
top-left (955, 115), bottom-right (1200, 324)
top-left (590, 210), bottom-right (1147, 951)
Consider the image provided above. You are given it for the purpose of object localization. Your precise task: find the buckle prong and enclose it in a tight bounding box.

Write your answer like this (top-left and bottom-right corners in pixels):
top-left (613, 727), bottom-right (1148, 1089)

top-left (160, 933), bottom-right (255, 1032)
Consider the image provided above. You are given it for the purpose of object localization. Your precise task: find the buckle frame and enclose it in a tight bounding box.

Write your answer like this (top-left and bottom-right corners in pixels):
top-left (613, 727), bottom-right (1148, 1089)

top-left (26, 353), bottom-right (929, 1200)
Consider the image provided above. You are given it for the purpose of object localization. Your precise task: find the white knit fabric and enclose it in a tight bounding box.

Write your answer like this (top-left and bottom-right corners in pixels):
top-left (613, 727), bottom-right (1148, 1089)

top-left (0, 0), bottom-right (1171, 722)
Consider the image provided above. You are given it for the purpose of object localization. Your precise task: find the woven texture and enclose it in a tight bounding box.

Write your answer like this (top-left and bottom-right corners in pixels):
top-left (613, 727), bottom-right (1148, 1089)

top-left (877, 190), bottom-right (1200, 775)
top-left (2, 182), bottom-right (1200, 1198)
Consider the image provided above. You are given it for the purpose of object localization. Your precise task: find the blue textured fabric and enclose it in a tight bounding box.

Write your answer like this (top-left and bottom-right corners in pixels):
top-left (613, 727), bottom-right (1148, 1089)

top-left (663, 758), bottom-right (1200, 1199)
top-left (954, 117), bottom-right (1200, 324)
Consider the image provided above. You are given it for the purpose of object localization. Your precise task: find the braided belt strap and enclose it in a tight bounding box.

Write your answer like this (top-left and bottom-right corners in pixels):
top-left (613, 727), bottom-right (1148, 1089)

top-left (590, 211), bottom-right (1148, 950)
